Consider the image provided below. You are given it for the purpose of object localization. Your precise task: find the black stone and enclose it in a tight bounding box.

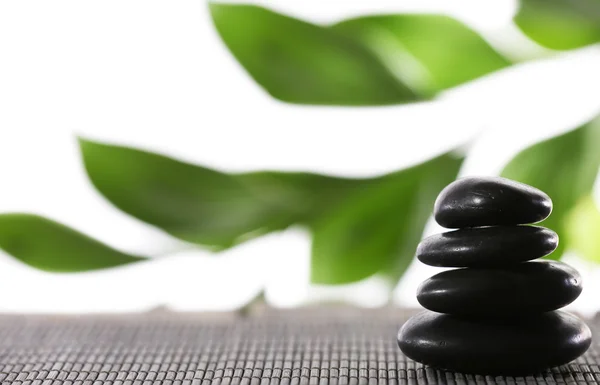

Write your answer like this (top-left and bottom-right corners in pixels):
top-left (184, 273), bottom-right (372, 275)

top-left (416, 226), bottom-right (558, 267)
top-left (434, 177), bottom-right (552, 228)
top-left (398, 310), bottom-right (591, 374)
top-left (417, 260), bottom-right (581, 316)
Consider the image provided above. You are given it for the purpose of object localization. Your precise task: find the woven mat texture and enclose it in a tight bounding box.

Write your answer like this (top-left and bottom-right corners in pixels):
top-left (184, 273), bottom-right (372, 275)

top-left (0, 307), bottom-right (598, 385)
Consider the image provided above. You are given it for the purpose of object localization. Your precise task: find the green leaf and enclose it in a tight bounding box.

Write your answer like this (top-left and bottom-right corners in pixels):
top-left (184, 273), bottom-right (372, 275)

top-left (80, 139), bottom-right (375, 252)
top-left (310, 152), bottom-right (464, 285)
top-left (79, 138), bottom-right (463, 285)
top-left (565, 196), bottom-right (600, 263)
top-left (515, 0), bottom-right (600, 50)
top-left (80, 138), bottom-right (280, 249)
top-left (332, 14), bottom-right (511, 96)
top-left (0, 214), bottom-right (144, 272)
top-left (236, 171), bottom-right (357, 226)
top-left (209, 3), bottom-right (419, 105)
top-left (502, 115), bottom-right (600, 259)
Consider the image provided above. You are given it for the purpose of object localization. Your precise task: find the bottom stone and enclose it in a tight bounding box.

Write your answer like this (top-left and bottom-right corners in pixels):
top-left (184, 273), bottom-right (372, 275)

top-left (397, 310), bottom-right (591, 375)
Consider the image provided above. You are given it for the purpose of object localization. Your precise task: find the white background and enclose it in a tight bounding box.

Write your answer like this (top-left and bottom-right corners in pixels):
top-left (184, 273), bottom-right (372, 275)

top-left (1, 0), bottom-right (600, 315)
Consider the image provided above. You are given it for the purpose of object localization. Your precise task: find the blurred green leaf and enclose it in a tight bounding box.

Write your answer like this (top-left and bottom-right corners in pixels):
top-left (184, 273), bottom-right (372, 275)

top-left (310, 152), bottom-right (464, 285)
top-left (209, 3), bottom-right (419, 105)
top-left (565, 196), bottom-right (600, 262)
top-left (332, 14), bottom-right (511, 95)
top-left (80, 137), bottom-right (464, 285)
top-left (237, 171), bottom-right (358, 226)
top-left (515, 0), bottom-right (600, 50)
top-left (502, 115), bottom-right (600, 259)
top-left (80, 138), bottom-right (280, 249)
top-left (80, 139), bottom-right (361, 250)
top-left (0, 214), bottom-right (144, 272)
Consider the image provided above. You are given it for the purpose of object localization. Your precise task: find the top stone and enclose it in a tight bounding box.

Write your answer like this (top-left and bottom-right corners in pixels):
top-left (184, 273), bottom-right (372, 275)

top-left (434, 177), bottom-right (552, 228)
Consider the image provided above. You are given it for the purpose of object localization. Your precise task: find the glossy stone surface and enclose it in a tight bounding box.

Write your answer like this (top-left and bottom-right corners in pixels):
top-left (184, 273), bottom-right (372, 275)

top-left (434, 177), bottom-right (552, 228)
top-left (398, 310), bottom-right (591, 374)
top-left (417, 261), bottom-right (581, 316)
top-left (417, 226), bottom-right (558, 267)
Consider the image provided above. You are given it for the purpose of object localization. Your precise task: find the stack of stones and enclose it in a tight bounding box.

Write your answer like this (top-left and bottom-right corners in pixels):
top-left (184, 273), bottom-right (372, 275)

top-left (398, 177), bottom-right (592, 375)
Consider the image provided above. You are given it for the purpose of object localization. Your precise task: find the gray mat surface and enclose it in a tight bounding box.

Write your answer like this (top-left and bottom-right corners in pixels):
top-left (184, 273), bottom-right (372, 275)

top-left (0, 307), bottom-right (598, 384)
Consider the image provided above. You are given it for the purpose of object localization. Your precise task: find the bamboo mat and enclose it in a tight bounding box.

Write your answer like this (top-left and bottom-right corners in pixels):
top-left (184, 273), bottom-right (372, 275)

top-left (0, 307), bottom-right (598, 384)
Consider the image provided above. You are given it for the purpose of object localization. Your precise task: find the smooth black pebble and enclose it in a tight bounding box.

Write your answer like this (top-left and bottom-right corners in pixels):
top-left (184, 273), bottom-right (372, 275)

top-left (398, 310), bottom-right (591, 374)
top-left (417, 260), bottom-right (581, 316)
top-left (417, 226), bottom-right (558, 267)
top-left (434, 176), bottom-right (552, 228)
